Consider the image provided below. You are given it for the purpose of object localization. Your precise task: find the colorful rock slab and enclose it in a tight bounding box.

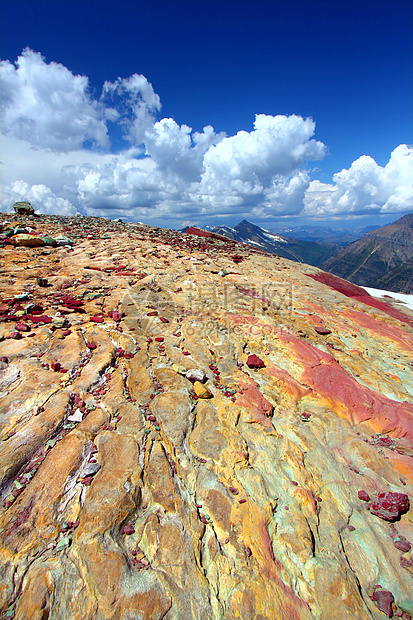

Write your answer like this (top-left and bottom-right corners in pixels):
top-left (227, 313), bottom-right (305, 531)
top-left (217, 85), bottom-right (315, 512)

top-left (0, 212), bottom-right (412, 620)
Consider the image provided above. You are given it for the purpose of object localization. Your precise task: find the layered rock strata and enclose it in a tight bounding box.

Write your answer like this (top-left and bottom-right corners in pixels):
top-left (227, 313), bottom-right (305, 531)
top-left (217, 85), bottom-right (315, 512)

top-left (0, 214), bottom-right (413, 619)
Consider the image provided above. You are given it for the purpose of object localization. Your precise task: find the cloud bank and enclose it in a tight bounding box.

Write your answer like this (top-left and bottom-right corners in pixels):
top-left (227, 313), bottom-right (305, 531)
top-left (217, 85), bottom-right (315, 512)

top-left (1, 48), bottom-right (412, 225)
top-left (304, 144), bottom-right (413, 217)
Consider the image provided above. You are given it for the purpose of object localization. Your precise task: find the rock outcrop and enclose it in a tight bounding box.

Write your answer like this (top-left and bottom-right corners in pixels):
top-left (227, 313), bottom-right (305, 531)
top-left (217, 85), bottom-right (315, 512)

top-left (12, 202), bottom-right (35, 216)
top-left (321, 213), bottom-right (413, 294)
top-left (1, 213), bottom-right (413, 620)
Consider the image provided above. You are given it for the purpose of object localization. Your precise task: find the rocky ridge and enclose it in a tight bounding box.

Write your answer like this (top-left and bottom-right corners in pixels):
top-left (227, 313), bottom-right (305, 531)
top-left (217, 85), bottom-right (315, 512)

top-left (1, 213), bottom-right (413, 619)
top-left (321, 214), bottom-right (413, 294)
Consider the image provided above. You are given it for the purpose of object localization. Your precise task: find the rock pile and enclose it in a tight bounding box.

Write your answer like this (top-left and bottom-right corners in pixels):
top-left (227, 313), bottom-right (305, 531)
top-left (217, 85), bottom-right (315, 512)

top-left (0, 212), bottom-right (413, 619)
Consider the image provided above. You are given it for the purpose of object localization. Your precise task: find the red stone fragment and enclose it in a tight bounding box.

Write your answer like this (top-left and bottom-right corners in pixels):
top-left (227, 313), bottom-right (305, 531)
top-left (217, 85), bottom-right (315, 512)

top-left (394, 538), bottom-right (411, 553)
top-left (15, 322), bottom-right (30, 332)
top-left (155, 337), bottom-right (164, 342)
top-left (109, 311), bottom-right (122, 322)
top-left (90, 315), bottom-right (104, 323)
top-left (358, 490), bottom-right (371, 502)
top-left (370, 492), bottom-right (410, 522)
top-left (238, 499), bottom-right (247, 504)
top-left (87, 342), bottom-right (97, 350)
top-left (80, 476), bottom-right (94, 486)
top-left (51, 362), bottom-right (61, 372)
top-left (29, 314), bottom-right (52, 324)
top-left (246, 354), bottom-right (265, 369)
top-left (0, 356), bottom-right (8, 363)
top-left (122, 524), bottom-right (135, 535)
top-left (314, 326), bottom-right (332, 335)
top-left (229, 487), bottom-right (239, 495)
top-left (373, 589), bottom-right (394, 617)
top-left (8, 331), bottom-right (22, 339)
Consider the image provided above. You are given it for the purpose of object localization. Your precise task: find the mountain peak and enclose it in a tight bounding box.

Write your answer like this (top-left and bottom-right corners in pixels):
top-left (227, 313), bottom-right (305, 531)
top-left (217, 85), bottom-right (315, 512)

top-left (322, 212), bottom-right (413, 293)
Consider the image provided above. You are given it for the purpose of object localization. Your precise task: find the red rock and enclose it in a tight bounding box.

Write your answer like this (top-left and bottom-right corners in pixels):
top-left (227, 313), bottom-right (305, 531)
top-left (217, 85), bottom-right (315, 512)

top-left (109, 311), bottom-right (123, 322)
top-left (29, 314), bottom-right (53, 324)
top-left (155, 337), bottom-right (164, 342)
top-left (90, 315), bottom-right (104, 323)
top-left (314, 326), bottom-right (332, 335)
top-left (394, 538), bottom-right (411, 552)
top-left (373, 589), bottom-right (394, 617)
top-left (8, 331), bottom-right (22, 339)
top-left (246, 354), bottom-right (265, 369)
top-left (51, 362), bottom-right (61, 372)
top-left (307, 272), bottom-right (413, 328)
top-left (0, 356), bottom-right (9, 363)
top-left (370, 492), bottom-right (410, 522)
top-left (15, 322), bottom-right (30, 332)
top-left (121, 524), bottom-right (135, 535)
top-left (358, 490), bottom-right (371, 502)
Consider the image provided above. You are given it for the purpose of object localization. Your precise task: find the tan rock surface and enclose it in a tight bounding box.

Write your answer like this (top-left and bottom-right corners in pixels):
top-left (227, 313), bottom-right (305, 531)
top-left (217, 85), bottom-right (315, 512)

top-left (0, 214), bottom-right (413, 619)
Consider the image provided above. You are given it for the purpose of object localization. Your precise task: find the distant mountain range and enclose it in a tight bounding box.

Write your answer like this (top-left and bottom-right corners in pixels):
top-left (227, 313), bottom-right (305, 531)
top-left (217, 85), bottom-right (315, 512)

top-left (182, 214), bottom-right (413, 293)
top-left (269, 224), bottom-right (378, 245)
top-left (208, 220), bottom-right (339, 266)
top-left (321, 213), bottom-right (413, 294)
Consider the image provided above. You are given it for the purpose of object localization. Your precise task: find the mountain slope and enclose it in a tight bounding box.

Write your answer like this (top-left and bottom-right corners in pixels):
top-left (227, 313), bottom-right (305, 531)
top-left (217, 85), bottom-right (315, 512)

top-left (213, 219), bottom-right (339, 266)
top-left (1, 213), bottom-right (413, 620)
top-left (322, 213), bottom-right (413, 293)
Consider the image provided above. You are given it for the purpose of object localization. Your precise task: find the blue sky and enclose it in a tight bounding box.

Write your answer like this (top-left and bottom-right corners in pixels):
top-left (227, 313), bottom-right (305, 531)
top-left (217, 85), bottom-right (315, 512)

top-left (1, 0), bottom-right (412, 230)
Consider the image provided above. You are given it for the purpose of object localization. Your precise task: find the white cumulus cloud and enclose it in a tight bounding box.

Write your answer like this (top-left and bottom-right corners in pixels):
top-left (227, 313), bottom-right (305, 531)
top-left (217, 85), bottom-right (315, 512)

top-left (304, 144), bottom-right (413, 216)
top-left (2, 48), bottom-right (411, 226)
top-left (102, 73), bottom-right (161, 144)
top-left (67, 114), bottom-right (326, 221)
top-left (0, 48), bottom-right (109, 152)
top-left (1, 180), bottom-right (77, 215)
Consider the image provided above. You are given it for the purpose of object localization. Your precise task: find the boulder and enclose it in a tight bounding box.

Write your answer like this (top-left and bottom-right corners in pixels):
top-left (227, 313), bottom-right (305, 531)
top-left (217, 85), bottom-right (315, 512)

top-left (370, 492), bottom-right (410, 522)
top-left (13, 201), bottom-right (35, 216)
